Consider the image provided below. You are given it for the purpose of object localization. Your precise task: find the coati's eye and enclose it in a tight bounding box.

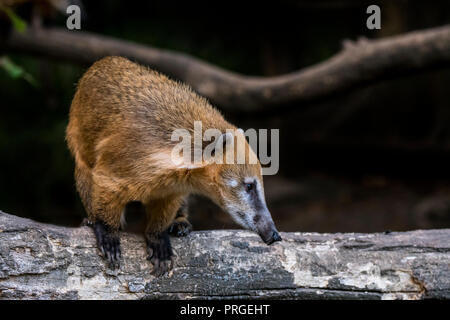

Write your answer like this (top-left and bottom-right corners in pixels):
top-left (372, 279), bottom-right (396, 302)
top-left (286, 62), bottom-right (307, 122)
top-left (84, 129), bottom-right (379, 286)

top-left (245, 183), bottom-right (255, 192)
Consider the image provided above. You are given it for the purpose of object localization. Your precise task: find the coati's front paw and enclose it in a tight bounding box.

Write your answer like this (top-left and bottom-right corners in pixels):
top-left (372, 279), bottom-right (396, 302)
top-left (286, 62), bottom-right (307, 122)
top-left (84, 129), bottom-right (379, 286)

top-left (93, 221), bottom-right (121, 269)
top-left (146, 231), bottom-right (174, 277)
top-left (168, 219), bottom-right (192, 237)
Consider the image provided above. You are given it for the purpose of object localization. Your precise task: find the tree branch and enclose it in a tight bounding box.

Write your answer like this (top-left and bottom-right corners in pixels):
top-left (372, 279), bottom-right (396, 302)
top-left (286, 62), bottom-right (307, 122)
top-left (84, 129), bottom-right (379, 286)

top-left (0, 211), bottom-right (448, 299)
top-left (2, 25), bottom-right (450, 112)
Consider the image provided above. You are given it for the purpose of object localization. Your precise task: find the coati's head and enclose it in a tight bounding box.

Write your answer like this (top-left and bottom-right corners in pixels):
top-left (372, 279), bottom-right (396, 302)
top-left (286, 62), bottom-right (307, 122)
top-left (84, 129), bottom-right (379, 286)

top-left (192, 130), bottom-right (282, 245)
top-left (213, 162), bottom-right (281, 245)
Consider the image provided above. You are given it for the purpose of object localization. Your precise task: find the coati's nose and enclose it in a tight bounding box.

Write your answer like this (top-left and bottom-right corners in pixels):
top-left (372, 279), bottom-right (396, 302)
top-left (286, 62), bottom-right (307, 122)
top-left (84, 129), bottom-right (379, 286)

top-left (264, 230), bottom-right (282, 245)
top-left (272, 231), bottom-right (282, 242)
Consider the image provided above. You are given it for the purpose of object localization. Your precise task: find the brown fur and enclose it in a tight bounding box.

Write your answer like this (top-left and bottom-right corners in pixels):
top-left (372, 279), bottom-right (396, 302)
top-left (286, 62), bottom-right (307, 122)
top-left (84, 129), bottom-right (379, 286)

top-left (66, 56), bottom-right (261, 236)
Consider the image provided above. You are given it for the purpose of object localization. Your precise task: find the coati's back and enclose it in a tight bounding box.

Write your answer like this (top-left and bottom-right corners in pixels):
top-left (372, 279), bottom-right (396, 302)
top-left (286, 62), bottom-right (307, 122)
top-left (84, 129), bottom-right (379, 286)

top-left (66, 56), bottom-right (231, 170)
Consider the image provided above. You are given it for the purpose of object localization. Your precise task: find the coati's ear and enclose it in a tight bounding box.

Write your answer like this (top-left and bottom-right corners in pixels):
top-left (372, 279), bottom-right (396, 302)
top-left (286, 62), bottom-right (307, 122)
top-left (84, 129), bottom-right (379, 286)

top-left (162, 131), bottom-right (235, 170)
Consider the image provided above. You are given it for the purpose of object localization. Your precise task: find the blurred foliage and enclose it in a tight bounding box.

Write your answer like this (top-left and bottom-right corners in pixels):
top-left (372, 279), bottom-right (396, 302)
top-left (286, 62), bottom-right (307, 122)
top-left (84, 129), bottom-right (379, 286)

top-left (0, 5), bottom-right (27, 33)
top-left (0, 56), bottom-right (85, 225)
top-left (0, 56), bottom-right (37, 85)
top-left (0, 5), bottom-right (34, 86)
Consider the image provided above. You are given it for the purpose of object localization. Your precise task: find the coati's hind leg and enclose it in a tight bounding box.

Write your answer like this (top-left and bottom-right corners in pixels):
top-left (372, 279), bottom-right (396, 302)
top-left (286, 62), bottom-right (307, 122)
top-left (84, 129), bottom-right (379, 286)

top-left (74, 163), bottom-right (93, 218)
top-left (145, 196), bottom-right (183, 276)
top-left (75, 164), bottom-right (120, 267)
top-left (168, 196), bottom-right (192, 237)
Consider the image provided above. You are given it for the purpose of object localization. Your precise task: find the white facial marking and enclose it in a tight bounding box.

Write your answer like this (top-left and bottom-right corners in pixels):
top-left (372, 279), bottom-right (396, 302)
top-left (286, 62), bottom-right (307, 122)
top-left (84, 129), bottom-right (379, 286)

top-left (239, 189), bottom-right (250, 204)
top-left (224, 202), bottom-right (247, 228)
top-left (255, 179), bottom-right (267, 207)
top-left (226, 179), bottom-right (239, 188)
top-left (244, 176), bottom-right (255, 184)
top-left (244, 176), bottom-right (266, 205)
top-left (224, 176), bottom-right (267, 232)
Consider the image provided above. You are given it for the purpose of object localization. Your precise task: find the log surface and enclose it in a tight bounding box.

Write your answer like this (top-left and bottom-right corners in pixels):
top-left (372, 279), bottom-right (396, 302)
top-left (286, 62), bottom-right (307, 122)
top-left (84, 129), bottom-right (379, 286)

top-left (0, 211), bottom-right (448, 300)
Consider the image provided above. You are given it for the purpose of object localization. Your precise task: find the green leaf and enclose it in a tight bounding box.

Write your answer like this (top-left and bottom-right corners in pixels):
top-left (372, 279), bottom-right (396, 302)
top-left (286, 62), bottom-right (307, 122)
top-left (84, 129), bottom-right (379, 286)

top-left (0, 6), bottom-right (27, 33)
top-left (0, 56), bottom-right (23, 78)
top-left (0, 56), bottom-right (38, 86)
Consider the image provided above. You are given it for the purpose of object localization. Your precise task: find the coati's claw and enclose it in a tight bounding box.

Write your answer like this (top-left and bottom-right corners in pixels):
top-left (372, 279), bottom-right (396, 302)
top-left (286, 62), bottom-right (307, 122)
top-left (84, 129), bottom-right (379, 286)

top-left (149, 258), bottom-right (172, 277)
top-left (146, 230), bottom-right (174, 276)
top-left (80, 218), bottom-right (94, 227)
top-left (168, 220), bottom-right (192, 237)
top-left (104, 238), bottom-right (121, 269)
top-left (93, 221), bottom-right (121, 269)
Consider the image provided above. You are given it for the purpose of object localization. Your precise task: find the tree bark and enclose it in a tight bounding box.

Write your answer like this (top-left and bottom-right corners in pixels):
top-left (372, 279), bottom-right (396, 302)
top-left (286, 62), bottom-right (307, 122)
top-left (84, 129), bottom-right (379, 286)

top-left (0, 211), bottom-right (448, 300)
top-left (2, 25), bottom-right (450, 112)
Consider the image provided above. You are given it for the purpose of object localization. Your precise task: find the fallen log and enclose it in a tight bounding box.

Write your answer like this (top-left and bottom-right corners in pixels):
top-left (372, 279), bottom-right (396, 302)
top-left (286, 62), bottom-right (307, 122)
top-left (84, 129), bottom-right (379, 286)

top-left (0, 211), bottom-right (448, 300)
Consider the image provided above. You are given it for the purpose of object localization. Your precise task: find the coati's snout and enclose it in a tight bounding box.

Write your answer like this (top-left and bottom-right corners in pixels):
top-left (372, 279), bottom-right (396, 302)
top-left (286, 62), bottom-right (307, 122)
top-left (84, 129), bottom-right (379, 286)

top-left (233, 203), bottom-right (281, 245)
top-left (262, 230), bottom-right (282, 245)
top-left (254, 210), bottom-right (282, 245)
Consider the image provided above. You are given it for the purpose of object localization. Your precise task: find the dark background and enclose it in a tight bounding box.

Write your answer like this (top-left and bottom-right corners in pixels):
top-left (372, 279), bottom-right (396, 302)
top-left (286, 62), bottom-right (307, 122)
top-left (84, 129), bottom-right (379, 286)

top-left (1, 0), bottom-right (450, 233)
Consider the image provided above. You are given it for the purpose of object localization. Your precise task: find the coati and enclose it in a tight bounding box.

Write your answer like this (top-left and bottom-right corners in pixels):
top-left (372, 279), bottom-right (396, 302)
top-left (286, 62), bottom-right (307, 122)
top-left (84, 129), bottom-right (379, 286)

top-left (66, 56), bottom-right (281, 276)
